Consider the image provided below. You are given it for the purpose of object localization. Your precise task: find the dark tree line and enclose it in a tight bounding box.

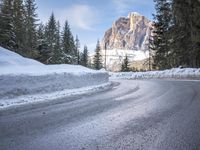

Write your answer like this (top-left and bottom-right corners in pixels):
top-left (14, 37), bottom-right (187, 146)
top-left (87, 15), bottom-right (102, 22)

top-left (0, 0), bottom-right (90, 67)
top-left (151, 0), bottom-right (200, 69)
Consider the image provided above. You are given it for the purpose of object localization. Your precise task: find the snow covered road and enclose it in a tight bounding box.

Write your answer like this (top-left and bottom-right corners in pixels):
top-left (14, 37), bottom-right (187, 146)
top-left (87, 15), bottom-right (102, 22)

top-left (1, 79), bottom-right (200, 150)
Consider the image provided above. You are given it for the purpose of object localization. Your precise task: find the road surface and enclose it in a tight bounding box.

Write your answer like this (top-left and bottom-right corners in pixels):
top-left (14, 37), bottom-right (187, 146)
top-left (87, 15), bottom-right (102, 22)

top-left (0, 80), bottom-right (200, 150)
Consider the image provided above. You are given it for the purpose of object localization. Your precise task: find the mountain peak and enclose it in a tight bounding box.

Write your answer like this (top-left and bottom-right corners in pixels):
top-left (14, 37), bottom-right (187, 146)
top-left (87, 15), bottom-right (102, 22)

top-left (100, 12), bottom-right (152, 71)
top-left (101, 12), bottom-right (152, 50)
top-left (128, 12), bottom-right (142, 18)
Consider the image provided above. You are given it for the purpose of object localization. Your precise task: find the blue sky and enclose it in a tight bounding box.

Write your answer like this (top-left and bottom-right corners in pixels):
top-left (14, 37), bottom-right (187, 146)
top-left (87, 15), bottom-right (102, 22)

top-left (35, 0), bottom-right (155, 52)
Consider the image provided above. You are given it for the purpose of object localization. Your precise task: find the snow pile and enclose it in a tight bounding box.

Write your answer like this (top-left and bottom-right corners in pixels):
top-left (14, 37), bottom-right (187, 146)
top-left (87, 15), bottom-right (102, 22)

top-left (0, 47), bottom-right (43, 66)
top-left (0, 47), bottom-right (109, 104)
top-left (0, 47), bottom-right (104, 76)
top-left (110, 68), bottom-right (200, 80)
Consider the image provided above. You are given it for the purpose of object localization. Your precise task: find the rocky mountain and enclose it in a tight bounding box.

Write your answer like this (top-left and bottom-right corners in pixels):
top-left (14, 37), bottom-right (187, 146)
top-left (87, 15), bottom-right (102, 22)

top-left (100, 12), bottom-right (152, 71)
top-left (101, 12), bottom-right (152, 51)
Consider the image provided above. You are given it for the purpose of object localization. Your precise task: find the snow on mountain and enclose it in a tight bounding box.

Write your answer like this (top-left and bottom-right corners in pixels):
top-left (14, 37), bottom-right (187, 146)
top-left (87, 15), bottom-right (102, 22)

top-left (101, 49), bottom-right (149, 71)
top-left (0, 47), bottom-right (109, 109)
top-left (128, 12), bottom-right (141, 17)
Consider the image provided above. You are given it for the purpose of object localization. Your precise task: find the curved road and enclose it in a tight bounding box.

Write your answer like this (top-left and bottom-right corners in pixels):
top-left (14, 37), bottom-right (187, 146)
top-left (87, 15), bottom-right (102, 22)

top-left (0, 80), bottom-right (200, 150)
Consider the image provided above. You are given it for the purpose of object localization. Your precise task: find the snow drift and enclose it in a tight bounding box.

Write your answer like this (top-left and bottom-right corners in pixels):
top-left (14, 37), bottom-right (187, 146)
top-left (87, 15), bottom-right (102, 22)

top-left (0, 47), bottom-right (109, 100)
top-left (110, 68), bottom-right (200, 80)
top-left (0, 47), bottom-right (43, 66)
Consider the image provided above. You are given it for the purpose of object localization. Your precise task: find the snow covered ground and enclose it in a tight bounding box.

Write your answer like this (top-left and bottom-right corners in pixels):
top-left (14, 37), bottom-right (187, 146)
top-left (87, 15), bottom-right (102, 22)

top-left (110, 68), bottom-right (200, 80)
top-left (0, 47), bottom-right (109, 109)
top-left (100, 49), bottom-right (149, 71)
top-left (101, 49), bottom-right (149, 62)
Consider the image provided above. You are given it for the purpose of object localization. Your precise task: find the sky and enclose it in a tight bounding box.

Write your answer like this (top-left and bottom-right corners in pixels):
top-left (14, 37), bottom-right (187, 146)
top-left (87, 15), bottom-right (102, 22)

top-left (35, 0), bottom-right (155, 52)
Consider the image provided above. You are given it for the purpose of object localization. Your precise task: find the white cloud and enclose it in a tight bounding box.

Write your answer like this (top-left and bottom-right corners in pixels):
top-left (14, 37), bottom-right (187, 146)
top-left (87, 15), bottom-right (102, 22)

top-left (87, 42), bottom-right (97, 52)
top-left (112, 0), bottom-right (129, 14)
top-left (57, 4), bottom-right (98, 30)
top-left (112, 0), bottom-right (149, 15)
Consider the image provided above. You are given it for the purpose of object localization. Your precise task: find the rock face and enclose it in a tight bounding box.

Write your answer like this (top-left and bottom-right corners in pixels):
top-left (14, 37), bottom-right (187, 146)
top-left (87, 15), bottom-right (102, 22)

top-left (100, 12), bottom-right (152, 72)
top-left (101, 12), bottom-right (152, 51)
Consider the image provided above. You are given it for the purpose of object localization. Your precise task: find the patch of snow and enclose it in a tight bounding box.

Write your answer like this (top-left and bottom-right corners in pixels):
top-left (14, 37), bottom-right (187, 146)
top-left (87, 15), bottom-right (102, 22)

top-left (128, 12), bottom-right (141, 18)
top-left (0, 64), bottom-right (106, 76)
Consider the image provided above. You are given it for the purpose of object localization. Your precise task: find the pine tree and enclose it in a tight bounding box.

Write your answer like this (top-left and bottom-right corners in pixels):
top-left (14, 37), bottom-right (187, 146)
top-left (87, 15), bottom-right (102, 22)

top-left (45, 13), bottom-right (57, 64)
top-left (152, 0), bottom-right (200, 68)
top-left (192, 0), bottom-right (200, 67)
top-left (61, 20), bottom-right (76, 64)
top-left (87, 57), bottom-right (93, 69)
top-left (151, 0), bottom-right (172, 69)
top-left (12, 0), bottom-right (25, 55)
top-left (51, 21), bottom-right (63, 64)
top-left (93, 40), bottom-right (102, 70)
top-left (81, 45), bottom-right (89, 67)
top-left (121, 55), bottom-right (130, 72)
top-left (24, 0), bottom-right (38, 57)
top-left (75, 35), bottom-right (80, 64)
top-left (36, 23), bottom-right (49, 63)
top-left (0, 0), bottom-right (15, 50)
top-left (172, 0), bottom-right (200, 67)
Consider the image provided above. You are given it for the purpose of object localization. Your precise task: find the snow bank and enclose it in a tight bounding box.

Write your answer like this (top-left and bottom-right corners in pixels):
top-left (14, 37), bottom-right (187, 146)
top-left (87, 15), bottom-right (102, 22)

top-left (0, 47), bottom-right (109, 102)
top-left (0, 47), bottom-right (43, 66)
top-left (110, 68), bottom-right (200, 80)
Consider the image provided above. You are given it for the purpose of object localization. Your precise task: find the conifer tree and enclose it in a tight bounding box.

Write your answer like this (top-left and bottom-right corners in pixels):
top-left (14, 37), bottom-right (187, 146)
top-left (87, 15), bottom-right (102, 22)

top-left (121, 55), bottom-right (130, 72)
top-left (151, 0), bottom-right (172, 69)
top-left (62, 20), bottom-right (76, 64)
top-left (0, 0), bottom-right (15, 50)
top-left (81, 45), bottom-right (89, 67)
top-left (75, 35), bottom-right (80, 64)
top-left (12, 0), bottom-right (25, 54)
top-left (51, 21), bottom-right (63, 64)
top-left (36, 23), bottom-right (48, 63)
top-left (172, 0), bottom-right (200, 67)
top-left (45, 13), bottom-right (57, 63)
top-left (24, 0), bottom-right (38, 57)
top-left (151, 0), bottom-right (200, 68)
top-left (93, 40), bottom-right (102, 70)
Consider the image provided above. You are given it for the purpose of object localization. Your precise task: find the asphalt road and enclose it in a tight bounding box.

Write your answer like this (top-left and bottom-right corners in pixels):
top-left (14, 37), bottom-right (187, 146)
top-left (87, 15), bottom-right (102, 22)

top-left (1, 80), bottom-right (200, 150)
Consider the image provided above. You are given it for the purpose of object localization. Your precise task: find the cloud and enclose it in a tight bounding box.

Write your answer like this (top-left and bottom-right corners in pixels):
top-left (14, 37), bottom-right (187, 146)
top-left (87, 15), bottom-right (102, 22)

top-left (57, 4), bottom-right (98, 30)
top-left (112, 0), bottom-right (150, 15)
top-left (112, 0), bottom-right (129, 14)
top-left (87, 42), bottom-right (97, 52)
